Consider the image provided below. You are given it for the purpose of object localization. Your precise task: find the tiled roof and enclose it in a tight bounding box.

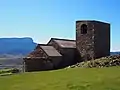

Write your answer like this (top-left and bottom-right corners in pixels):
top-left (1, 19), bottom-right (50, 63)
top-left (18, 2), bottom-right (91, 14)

top-left (26, 44), bottom-right (62, 58)
top-left (40, 45), bottom-right (62, 56)
top-left (51, 38), bottom-right (76, 48)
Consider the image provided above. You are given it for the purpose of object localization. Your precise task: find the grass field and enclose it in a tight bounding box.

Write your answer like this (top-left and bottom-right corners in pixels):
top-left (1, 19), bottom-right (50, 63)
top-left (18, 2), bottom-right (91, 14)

top-left (0, 67), bottom-right (120, 90)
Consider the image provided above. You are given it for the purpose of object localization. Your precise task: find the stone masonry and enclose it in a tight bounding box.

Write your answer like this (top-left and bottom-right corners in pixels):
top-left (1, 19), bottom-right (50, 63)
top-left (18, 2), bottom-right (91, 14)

top-left (76, 20), bottom-right (110, 61)
top-left (24, 20), bottom-right (111, 72)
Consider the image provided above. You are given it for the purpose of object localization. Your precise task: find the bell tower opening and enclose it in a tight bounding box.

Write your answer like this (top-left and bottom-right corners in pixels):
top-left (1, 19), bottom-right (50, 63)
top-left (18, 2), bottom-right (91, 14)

top-left (81, 24), bottom-right (87, 34)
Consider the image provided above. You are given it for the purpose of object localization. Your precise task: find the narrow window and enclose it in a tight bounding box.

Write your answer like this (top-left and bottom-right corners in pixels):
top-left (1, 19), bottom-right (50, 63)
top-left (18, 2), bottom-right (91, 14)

top-left (81, 24), bottom-right (87, 34)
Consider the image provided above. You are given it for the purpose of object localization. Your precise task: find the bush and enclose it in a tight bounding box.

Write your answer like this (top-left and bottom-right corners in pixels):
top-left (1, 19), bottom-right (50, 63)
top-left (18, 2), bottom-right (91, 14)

top-left (11, 68), bottom-right (20, 73)
top-left (0, 68), bottom-right (20, 75)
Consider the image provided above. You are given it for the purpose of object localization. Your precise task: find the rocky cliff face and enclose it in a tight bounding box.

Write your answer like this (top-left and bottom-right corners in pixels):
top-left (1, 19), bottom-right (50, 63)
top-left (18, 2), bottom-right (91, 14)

top-left (0, 37), bottom-right (37, 55)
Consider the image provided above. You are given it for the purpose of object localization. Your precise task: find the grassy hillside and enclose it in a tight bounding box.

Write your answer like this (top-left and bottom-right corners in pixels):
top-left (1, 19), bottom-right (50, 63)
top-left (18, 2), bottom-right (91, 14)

top-left (0, 67), bottom-right (120, 90)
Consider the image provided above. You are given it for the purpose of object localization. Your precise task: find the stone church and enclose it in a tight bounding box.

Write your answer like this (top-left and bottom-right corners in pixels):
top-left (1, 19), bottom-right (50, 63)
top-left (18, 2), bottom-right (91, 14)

top-left (24, 20), bottom-right (110, 72)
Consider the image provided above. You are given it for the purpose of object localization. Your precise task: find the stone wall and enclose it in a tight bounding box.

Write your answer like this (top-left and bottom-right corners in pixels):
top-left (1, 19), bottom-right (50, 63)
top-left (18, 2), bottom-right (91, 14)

top-left (76, 21), bottom-right (95, 60)
top-left (27, 47), bottom-right (48, 58)
top-left (24, 58), bottom-right (54, 72)
top-left (48, 40), bottom-right (76, 68)
top-left (59, 48), bottom-right (76, 67)
top-left (48, 56), bottom-right (62, 69)
top-left (76, 20), bottom-right (110, 60)
top-left (94, 21), bottom-right (110, 58)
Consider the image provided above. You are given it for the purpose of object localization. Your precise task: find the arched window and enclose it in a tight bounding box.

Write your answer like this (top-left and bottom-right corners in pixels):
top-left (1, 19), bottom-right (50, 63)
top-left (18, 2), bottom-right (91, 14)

top-left (81, 24), bottom-right (87, 34)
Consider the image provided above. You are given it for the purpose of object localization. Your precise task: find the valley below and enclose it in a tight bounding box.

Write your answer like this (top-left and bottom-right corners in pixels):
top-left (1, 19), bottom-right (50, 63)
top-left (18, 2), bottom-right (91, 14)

top-left (0, 57), bottom-right (23, 70)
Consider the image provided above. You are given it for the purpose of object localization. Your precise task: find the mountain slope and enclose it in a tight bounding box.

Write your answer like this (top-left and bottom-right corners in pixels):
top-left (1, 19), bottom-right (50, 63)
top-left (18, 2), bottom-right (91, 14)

top-left (111, 52), bottom-right (120, 55)
top-left (0, 37), bottom-right (37, 55)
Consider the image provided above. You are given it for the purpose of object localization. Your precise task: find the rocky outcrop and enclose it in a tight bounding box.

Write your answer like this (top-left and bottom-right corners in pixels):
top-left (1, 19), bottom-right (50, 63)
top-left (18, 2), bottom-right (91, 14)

top-left (68, 55), bottom-right (120, 68)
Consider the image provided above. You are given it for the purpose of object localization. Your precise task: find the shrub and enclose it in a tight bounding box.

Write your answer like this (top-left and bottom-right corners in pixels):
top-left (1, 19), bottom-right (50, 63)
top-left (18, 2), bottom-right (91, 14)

top-left (11, 68), bottom-right (20, 73)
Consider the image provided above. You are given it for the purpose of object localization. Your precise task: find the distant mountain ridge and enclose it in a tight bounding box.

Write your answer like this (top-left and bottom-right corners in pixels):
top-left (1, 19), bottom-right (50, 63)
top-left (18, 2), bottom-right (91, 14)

top-left (0, 37), bottom-right (37, 55)
top-left (110, 52), bottom-right (120, 55)
top-left (0, 37), bottom-right (119, 56)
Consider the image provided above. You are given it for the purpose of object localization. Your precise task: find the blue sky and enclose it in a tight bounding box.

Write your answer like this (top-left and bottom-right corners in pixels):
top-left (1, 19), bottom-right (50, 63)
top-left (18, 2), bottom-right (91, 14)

top-left (0, 0), bottom-right (119, 51)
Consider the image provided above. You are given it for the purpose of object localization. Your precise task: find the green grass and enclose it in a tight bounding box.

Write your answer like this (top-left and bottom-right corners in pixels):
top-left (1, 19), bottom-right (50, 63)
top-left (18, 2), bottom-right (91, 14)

top-left (0, 69), bottom-right (20, 76)
top-left (0, 69), bottom-right (13, 75)
top-left (0, 67), bottom-right (120, 90)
